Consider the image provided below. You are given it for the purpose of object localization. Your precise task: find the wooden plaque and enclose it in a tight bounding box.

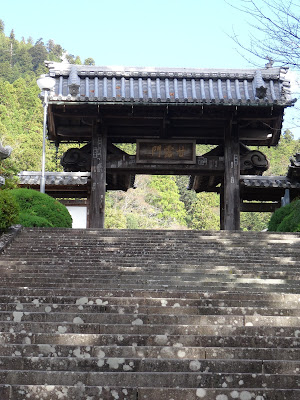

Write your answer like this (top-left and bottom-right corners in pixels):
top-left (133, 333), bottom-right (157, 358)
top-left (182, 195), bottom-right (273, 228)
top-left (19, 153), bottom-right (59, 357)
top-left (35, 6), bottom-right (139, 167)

top-left (136, 140), bottom-right (196, 164)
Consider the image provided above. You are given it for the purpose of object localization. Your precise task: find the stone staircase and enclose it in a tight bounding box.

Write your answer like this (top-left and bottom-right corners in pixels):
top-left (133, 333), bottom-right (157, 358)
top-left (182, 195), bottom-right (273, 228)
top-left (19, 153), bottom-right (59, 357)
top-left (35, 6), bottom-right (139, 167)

top-left (0, 227), bottom-right (300, 399)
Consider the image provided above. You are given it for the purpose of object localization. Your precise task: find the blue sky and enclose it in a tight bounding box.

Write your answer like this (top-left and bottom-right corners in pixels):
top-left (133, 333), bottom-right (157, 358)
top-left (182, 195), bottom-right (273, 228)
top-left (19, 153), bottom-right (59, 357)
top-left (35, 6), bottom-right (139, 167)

top-left (1, 0), bottom-right (299, 138)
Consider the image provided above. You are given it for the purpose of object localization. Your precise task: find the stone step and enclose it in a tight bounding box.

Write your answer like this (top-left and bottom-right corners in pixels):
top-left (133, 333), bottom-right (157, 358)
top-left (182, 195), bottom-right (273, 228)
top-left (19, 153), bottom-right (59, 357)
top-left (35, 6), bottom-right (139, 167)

top-left (1, 385), bottom-right (299, 400)
top-left (1, 294), bottom-right (300, 309)
top-left (1, 287), bottom-right (300, 301)
top-left (3, 281), bottom-right (300, 293)
top-left (2, 228), bottom-right (300, 396)
top-left (4, 302), bottom-right (300, 317)
top-left (3, 277), bottom-right (300, 289)
top-left (2, 321), bottom-right (300, 337)
top-left (1, 332), bottom-right (300, 348)
top-left (2, 343), bottom-right (300, 361)
top-left (0, 356), bottom-right (263, 373)
top-left (1, 370), bottom-right (300, 388)
top-left (6, 251), bottom-right (300, 258)
top-left (1, 356), bottom-right (299, 375)
top-left (4, 309), bottom-right (300, 326)
top-left (3, 268), bottom-right (300, 278)
top-left (3, 267), bottom-right (300, 277)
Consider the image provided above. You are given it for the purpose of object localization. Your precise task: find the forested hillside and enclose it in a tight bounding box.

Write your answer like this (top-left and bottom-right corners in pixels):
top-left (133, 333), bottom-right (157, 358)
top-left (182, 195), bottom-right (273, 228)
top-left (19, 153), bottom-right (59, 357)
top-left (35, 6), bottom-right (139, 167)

top-left (0, 20), bottom-right (299, 231)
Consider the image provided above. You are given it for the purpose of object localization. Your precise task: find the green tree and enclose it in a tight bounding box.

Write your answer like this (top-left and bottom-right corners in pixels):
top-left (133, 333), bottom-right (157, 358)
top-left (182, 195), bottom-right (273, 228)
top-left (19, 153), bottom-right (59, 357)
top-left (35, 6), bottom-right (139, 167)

top-left (84, 58), bottom-right (95, 66)
top-left (28, 39), bottom-right (48, 71)
top-left (175, 175), bottom-right (197, 225)
top-left (190, 192), bottom-right (219, 230)
top-left (147, 175), bottom-right (187, 226)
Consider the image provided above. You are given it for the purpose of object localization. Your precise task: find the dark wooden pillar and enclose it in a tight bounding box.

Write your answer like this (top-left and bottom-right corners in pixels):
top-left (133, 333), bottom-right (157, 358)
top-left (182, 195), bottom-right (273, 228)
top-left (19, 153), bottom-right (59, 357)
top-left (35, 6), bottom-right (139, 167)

top-left (86, 194), bottom-right (90, 228)
top-left (223, 122), bottom-right (240, 230)
top-left (89, 123), bottom-right (107, 228)
top-left (220, 178), bottom-right (225, 230)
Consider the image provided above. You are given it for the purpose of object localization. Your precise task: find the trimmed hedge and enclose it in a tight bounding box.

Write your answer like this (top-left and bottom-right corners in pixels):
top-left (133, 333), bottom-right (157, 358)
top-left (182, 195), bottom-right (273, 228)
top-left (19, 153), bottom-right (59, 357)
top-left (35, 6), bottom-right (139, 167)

top-left (18, 212), bottom-right (53, 228)
top-left (268, 199), bottom-right (300, 232)
top-left (0, 189), bottom-right (20, 232)
top-left (10, 188), bottom-right (72, 228)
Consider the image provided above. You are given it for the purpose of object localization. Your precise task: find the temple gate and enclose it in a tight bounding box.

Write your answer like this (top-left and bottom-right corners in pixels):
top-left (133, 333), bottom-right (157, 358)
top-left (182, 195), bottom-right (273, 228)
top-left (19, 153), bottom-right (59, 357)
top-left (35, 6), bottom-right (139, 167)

top-left (36, 62), bottom-right (295, 230)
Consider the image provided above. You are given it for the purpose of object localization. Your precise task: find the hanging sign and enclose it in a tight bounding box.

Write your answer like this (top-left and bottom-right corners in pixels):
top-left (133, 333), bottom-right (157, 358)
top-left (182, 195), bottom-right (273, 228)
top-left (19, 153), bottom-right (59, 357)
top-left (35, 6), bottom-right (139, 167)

top-left (136, 140), bottom-right (196, 164)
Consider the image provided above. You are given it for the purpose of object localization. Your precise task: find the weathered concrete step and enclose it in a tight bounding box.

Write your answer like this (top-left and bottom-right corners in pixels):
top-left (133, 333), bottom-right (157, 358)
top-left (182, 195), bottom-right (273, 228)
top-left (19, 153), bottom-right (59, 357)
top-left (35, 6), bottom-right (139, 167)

top-left (3, 267), bottom-right (300, 279)
top-left (0, 310), bottom-right (246, 325)
top-left (4, 300), bottom-right (300, 319)
top-left (1, 370), bottom-right (300, 388)
top-left (2, 321), bottom-right (300, 337)
top-left (13, 244), bottom-right (300, 252)
top-left (1, 287), bottom-right (300, 301)
top-left (3, 281), bottom-right (300, 294)
top-left (4, 253), bottom-right (299, 263)
top-left (5, 302), bottom-right (300, 317)
top-left (2, 294), bottom-right (300, 309)
top-left (0, 356), bottom-right (266, 373)
top-left (1, 356), bottom-right (299, 375)
top-left (9, 275), bottom-right (296, 285)
top-left (4, 271), bottom-right (300, 284)
top-left (2, 385), bottom-right (299, 400)
top-left (131, 387), bottom-right (300, 400)
top-left (1, 332), bottom-right (300, 348)
top-left (12, 227), bottom-right (300, 239)
top-left (7, 248), bottom-right (300, 258)
top-left (8, 310), bottom-right (300, 327)
top-left (3, 343), bottom-right (300, 361)
top-left (0, 385), bottom-right (134, 400)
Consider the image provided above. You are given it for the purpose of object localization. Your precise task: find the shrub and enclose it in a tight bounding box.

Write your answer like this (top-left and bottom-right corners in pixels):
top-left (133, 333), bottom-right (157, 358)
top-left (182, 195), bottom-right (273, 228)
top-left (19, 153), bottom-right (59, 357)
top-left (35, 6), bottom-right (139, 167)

top-left (10, 188), bottom-right (72, 228)
top-left (0, 189), bottom-right (20, 232)
top-left (18, 212), bottom-right (53, 228)
top-left (268, 202), bottom-right (294, 231)
top-left (268, 200), bottom-right (300, 232)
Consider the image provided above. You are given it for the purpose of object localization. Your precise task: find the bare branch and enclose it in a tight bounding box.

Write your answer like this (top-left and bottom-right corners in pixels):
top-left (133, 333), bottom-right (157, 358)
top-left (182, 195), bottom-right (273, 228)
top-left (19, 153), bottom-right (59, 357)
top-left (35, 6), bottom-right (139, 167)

top-left (226, 0), bottom-right (300, 69)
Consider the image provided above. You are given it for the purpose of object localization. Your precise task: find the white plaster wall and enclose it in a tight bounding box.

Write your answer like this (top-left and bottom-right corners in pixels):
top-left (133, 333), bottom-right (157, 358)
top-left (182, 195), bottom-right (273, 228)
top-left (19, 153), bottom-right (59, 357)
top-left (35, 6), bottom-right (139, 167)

top-left (67, 206), bottom-right (87, 229)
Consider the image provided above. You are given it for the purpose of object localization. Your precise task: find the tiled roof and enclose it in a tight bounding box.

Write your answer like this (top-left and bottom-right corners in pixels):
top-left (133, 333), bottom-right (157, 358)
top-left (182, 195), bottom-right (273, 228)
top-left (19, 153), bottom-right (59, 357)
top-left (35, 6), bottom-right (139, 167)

top-left (18, 171), bottom-right (90, 186)
top-left (241, 175), bottom-right (300, 189)
top-left (43, 62), bottom-right (295, 106)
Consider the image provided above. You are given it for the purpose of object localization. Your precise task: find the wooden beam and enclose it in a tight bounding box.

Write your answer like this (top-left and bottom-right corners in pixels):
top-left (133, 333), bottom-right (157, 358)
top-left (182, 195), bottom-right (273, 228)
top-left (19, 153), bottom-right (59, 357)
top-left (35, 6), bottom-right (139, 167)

top-left (89, 124), bottom-right (107, 228)
top-left (106, 155), bottom-right (225, 175)
top-left (224, 122), bottom-right (240, 230)
top-left (241, 202), bottom-right (280, 212)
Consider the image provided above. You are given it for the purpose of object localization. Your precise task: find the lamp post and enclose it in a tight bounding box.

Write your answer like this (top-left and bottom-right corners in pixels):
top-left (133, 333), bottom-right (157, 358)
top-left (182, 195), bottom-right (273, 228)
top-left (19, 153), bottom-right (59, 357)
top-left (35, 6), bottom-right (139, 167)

top-left (36, 75), bottom-right (55, 193)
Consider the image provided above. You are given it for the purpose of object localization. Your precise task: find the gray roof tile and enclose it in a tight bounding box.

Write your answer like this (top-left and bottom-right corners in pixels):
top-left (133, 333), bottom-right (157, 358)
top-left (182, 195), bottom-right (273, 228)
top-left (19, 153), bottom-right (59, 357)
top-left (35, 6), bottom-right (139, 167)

top-left (43, 62), bottom-right (295, 106)
top-left (18, 172), bottom-right (90, 186)
top-left (240, 175), bottom-right (300, 189)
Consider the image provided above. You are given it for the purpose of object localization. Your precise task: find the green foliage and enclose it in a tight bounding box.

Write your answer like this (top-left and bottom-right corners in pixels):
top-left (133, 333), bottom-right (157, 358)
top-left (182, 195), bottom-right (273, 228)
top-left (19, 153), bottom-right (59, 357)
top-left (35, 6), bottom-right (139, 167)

top-left (10, 188), bottom-right (72, 228)
top-left (18, 212), bottom-right (53, 227)
top-left (268, 200), bottom-right (300, 232)
top-left (255, 130), bottom-right (300, 176)
top-left (240, 211), bottom-right (271, 231)
top-left (190, 192), bottom-right (219, 230)
top-left (105, 206), bottom-right (127, 229)
top-left (84, 58), bottom-right (95, 66)
top-left (0, 189), bottom-right (19, 231)
top-left (268, 202), bottom-right (294, 231)
top-left (175, 175), bottom-right (197, 225)
top-left (147, 176), bottom-right (187, 226)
